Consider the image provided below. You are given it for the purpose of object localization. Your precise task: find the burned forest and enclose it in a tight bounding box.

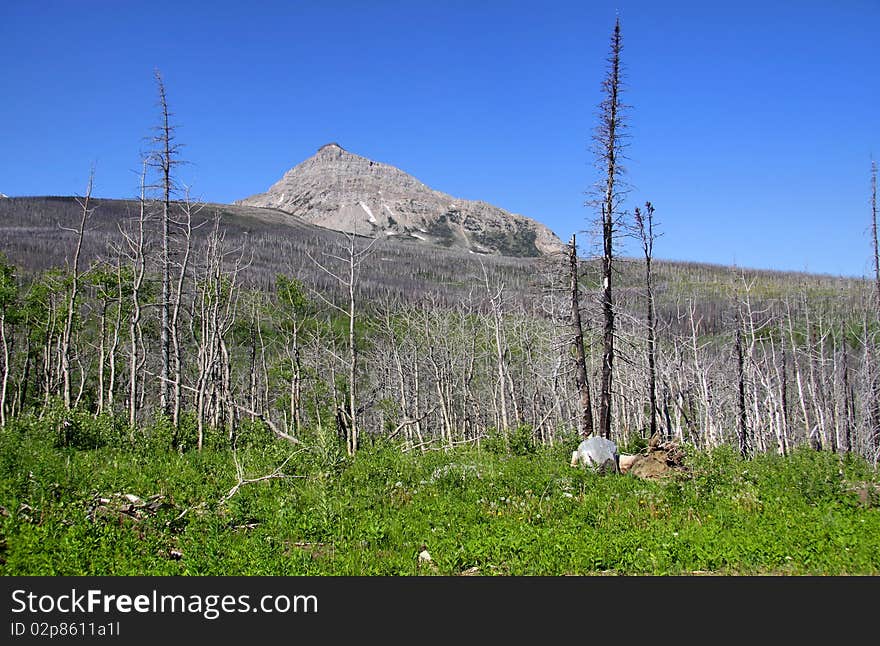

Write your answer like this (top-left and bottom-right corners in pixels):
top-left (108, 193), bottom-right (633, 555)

top-left (1, 18), bottom-right (878, 578)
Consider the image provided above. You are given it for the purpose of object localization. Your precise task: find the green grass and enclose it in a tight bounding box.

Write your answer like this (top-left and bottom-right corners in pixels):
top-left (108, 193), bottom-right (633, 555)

top-left (0, 415), bottom-right (877, 576)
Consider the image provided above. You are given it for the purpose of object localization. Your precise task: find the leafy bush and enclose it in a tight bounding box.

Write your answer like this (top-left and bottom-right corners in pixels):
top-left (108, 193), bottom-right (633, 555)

top-left (482, 424), bottom-right (537, 456)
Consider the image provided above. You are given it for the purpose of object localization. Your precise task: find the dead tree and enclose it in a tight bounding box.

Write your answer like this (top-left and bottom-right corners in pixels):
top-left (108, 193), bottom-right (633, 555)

top-left (193, 217), bottom-right (246, 449)
top-left (779, 325), bottom-right (790, 452)
top-left (568, 234), bottom-right (594, 438)
top-left (634, 202), bottom-right (658, 437)
top-left (872, 159), bottom-right (879, 312)
top-left (120, 158), bottom-right (150, 430)
top-left (60, 169), bottom-right (94, 409)
top-left (735, 313), bottom-right (749, 458)
top-left (838, 323), bottom-right (853, 454)
top-left (105, 258), bottom-right (125, 413)
top-left (481, 262), bottom-right (511, 441)
top-left (307, 233), bottom-right (379, 456)
top-left (862, 307), bottom-right (880, 462)
top-left (169, 189), bottom-right (199, 427)
top-left (591, 17), bottom-right (627, 439)
top-left (150, 70), bottom-right (183, 418)
top-left (786, 298), bottom-right (811, 449)
top-left (0, 256), bottom-right (16, 427)
top-left (88, 261), bottom-right (120, 416)
top-left (275, 274), bottom-right (309, 435)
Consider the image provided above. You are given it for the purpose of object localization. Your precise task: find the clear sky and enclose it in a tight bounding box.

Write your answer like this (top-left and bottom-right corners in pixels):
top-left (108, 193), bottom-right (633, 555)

top-left (2, 0), bottom-right (878, 277)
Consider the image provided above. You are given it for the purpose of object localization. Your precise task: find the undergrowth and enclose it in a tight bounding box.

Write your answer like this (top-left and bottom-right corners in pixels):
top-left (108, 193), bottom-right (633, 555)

top-left (0, 414), bottom-right (877, 575)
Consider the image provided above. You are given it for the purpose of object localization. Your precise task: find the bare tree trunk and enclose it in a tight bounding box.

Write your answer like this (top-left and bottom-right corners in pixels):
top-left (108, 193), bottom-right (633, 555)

top-left (803, 301), bottom-right (823, 451)
top-left (787, 300), bottom-right (811, 448)
top-left (635, 203), bottom-right (658, 437)
top-left (347, 256), bottom-right (357, 455)
top-left (194, 218), bottom-right (230, 450)
top-left (151, 70), bottom-right (182, 419)
top-left (125, 160), bottom-right (149, 431)
top-left (287, 340), bottom-right (302, 434)
top-left (779, 326), bottom-right (790, 454)
top-left (170, 193), bottom-right (196, 429)
top-left (73, 335), bottom-right (86, 408)
top-left (221, 337), bottom-right (235, 443)
top-left (14, 336), bottom-right (31, 419)
top-left (568, 235), bottom-right (594, 438)
top-left (0, 256), bottom-right (17, 428)
top-left (767, 324), bottom-right (789, 456)
top-left (871, 159), bottom-right (879, 312)
top-left (106, 259), bottom-right (124, 412)
top-left (61, 170), bottom-right (93, 409)
top-left (391, 337), bottom-right (410, 448)
top-left (595, 18), bottom-right (625, 440)
top-left (482, 264), bottom-right (510, 443)
top-left (735, 315), bottom-right (749, 458)
top-left (413, 360), bottom-right (425, 450)
top-left (688, 300), bottom-right (716, 446)
top-left (810, 320), bottom-right (830, 450)
top-left (862, 309), bottom-right (880, 461)
top-left (0, 313), bottom-right (8, 427)
top-left (94, 300), bottom-right (106, 415)
top-left (840, 325), bottom-right (853, 454)
top-left (307, 233), bottom-right (378, 456)
top-left (258, 310), bottom-right (270, 421)
top-left (248, 300), bottom-right (258, 422)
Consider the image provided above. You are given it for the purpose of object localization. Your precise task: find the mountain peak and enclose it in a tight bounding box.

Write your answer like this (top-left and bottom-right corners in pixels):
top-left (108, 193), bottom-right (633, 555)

top-left (317, 142), bottom-right (345, 153)
top-left (236, 146), bottom-right (565, 257)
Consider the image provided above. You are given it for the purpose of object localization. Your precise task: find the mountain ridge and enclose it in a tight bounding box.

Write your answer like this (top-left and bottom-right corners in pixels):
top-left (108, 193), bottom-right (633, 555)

top-left (235, 143), bottom-right (566, 258)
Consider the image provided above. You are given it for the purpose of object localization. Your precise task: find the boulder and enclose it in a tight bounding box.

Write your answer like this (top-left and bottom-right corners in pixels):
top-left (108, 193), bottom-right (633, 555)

top-left (570, 437), bottom-right (619, 474)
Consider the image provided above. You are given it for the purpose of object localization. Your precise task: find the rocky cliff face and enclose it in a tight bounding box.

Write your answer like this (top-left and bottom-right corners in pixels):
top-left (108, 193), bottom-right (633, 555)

top-left (235, 143), bottom-right (565, 257)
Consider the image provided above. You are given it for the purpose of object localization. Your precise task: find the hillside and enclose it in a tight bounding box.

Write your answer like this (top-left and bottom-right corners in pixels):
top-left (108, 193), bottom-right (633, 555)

top-left (0, 195), bottom-right (865, 315)
top-left (0, 196), bottom-right (541, 309)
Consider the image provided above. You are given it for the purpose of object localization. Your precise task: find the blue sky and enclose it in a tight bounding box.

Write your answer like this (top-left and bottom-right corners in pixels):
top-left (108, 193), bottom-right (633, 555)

top-left (2, 0), bottom-right (878, 277)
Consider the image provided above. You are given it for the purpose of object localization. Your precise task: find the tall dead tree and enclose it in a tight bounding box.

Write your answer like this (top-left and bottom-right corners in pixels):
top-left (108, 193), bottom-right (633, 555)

top-left (872, 159), bottom-right (879, 312)
top-left (275, 274), bottom-right (308, 435)
top-left (308, 233), bottom-right (378, 456)
top-left (60, 169), bottom-right (94, 409)
top-left (121, 158), bottom-right (150, 430)
top-left (0, 256), bottom-right (16, 427)
top-left (735, 313), bottom-right (749, 458)
top-left (838, 323), bottom-right (853, 454)
top-left (634, 202), bottom-right (658, 437)
top-left (482, 263), bottom-right (511, 441)
top-left (103, 260), bottom-right (123, 414)
top-left (592, 17), bottom-right (627, 439)
top-left (150, 70), bottom-right (183, 418)
top-left (169, 189), bottom-right (198, 428)
top-left (568, 234), bottom-right (593, 438)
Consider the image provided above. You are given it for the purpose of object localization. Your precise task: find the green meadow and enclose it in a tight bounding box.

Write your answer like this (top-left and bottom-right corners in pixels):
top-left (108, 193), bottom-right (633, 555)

top-left (1, 411), bottom-right (877, 576)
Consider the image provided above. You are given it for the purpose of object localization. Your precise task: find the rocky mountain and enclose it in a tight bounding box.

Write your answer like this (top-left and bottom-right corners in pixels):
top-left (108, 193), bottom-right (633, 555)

top-left (235, 143), bottom-right (566, 257)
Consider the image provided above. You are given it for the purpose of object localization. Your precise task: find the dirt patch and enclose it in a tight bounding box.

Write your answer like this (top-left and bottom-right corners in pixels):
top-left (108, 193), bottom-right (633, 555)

top-left (621, 434), bottom-right (689, 480)
top-left (847, 481), bottom-right (880, 508)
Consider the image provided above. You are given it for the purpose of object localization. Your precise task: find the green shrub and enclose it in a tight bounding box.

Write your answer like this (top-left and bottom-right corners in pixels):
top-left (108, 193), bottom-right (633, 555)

top-left (482, 424), bottom-right (537, 456)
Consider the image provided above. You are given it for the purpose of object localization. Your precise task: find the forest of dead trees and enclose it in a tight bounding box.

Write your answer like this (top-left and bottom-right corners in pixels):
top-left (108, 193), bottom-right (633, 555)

top-left (0, 187), bottom-right (878, 465)
top-left (1, 26), bottom-right (878, 467)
